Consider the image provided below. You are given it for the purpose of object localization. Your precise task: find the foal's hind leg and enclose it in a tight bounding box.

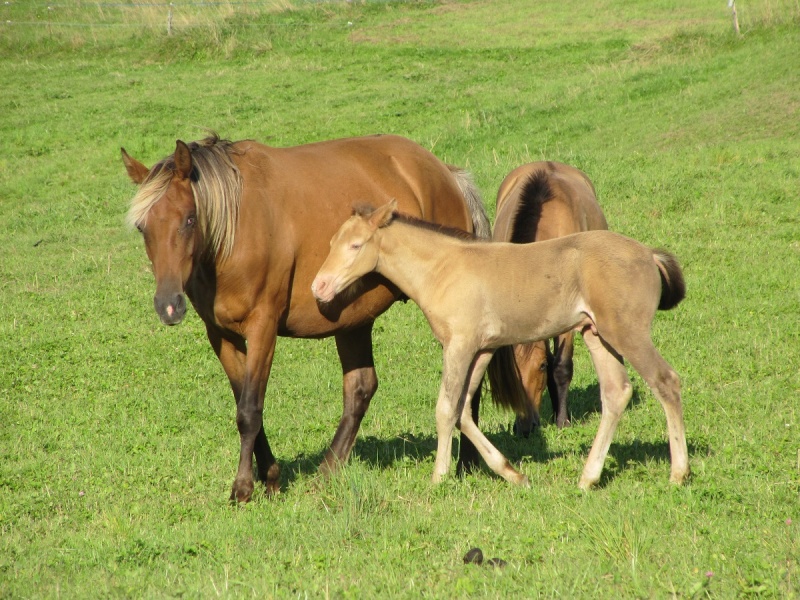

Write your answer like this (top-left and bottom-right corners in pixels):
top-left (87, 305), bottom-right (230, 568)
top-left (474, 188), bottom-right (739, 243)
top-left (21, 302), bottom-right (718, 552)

top-left (578, 329), bottom-right (632, 490)
top-left (617, 338), bottom-right (689, 485)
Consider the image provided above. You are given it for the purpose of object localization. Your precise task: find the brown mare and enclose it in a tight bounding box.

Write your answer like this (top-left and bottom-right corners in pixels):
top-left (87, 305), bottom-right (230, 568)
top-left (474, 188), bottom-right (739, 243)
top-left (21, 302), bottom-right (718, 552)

top-left (490, 162), bottom-right (608, 431)
top-left (122, 134), bottom-right (491, 502)
top-left (312, 200), bottom-right (689, 489)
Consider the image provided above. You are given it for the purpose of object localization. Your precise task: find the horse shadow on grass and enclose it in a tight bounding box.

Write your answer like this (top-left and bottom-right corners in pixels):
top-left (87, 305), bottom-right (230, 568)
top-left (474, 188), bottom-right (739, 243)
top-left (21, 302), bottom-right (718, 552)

top-left (276, 382), bottom-right (697, 492)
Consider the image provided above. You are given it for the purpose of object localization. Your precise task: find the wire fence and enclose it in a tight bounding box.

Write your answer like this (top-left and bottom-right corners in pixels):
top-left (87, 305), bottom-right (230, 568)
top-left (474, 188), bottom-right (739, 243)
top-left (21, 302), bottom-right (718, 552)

top-left (2, 0), bottom-right (378, 34)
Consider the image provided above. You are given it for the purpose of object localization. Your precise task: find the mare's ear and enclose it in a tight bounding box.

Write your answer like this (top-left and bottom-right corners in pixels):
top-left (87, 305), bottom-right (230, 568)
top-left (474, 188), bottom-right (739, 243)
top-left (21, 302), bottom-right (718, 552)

top-left (369, 198), bottom-right (398, 229)
top-left (121, 148), bottom-right (150, 184)
top-left (173, 140), bottom-right (193, 180)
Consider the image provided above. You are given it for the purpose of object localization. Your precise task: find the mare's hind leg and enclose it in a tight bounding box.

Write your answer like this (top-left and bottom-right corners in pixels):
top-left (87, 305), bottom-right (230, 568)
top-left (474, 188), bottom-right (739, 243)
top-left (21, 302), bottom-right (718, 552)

top-left (615, 336), bottom-right (689, 485)
top-left (548, 333), bottom-right (575, 428)
top-left (319, 324), bottom-right (378, 477)
top-left (458, 350), bottom-right (530, 487)
top-left (578, 329), bottom-right (632, 490)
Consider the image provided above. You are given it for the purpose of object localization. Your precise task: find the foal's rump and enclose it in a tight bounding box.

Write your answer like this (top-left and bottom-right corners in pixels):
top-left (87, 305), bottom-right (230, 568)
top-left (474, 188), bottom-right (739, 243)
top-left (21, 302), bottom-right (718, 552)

top-left (564, 231), bottom-right (686, 333)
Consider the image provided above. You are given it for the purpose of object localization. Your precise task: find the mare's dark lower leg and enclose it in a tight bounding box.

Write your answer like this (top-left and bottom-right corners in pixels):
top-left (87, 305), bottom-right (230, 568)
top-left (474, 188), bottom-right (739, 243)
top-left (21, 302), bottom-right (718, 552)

top-left (457, 385), bottom-right (481, 475)
top-left (254, 428), bottom-right (280, 495)
top-left (320, 324), bottom-right (378, 477)
top-left (548, 334), bottom-right (575, 428)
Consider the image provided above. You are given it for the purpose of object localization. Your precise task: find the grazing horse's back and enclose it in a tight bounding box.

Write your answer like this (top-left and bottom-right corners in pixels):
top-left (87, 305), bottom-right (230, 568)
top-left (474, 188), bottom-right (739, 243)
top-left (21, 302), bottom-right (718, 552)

top-left (489, 161), bottom-right (607, 429)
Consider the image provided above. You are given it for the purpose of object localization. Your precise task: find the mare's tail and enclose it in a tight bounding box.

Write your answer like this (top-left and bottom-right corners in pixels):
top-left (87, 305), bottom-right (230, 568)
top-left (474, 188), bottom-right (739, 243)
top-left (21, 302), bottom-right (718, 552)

top-left (448, 165), bottom-right (491, 239)
top-left (486, 346), bottom-right (531, 419)
top-left (653, 249), bottom-right (686, 310)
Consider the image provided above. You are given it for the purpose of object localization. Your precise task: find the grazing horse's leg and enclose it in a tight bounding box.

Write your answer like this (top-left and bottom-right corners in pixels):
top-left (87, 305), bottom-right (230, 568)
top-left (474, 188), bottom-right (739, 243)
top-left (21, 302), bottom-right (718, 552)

top-left (617, 338), bottom-right (689, 485)
top-left (207, 326), bottom-right (280, 496)
top-left (548, 333), bottom-right (575, 428)
top-left (578, 328), bottom-right (632, 490)
top-left (229, 315), bottom-right (279, 503)
top-left (459, 351), bottom-right (530, 487)
top-left (319, 324), bottom-right (378, 477)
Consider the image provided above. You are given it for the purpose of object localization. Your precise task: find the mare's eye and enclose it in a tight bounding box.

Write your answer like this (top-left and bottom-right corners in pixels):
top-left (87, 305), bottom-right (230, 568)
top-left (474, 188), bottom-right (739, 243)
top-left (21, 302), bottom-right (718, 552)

top-left (539, 362), bottom-right (547, 372)
top-left (186, 215), bottom-right (197, 228)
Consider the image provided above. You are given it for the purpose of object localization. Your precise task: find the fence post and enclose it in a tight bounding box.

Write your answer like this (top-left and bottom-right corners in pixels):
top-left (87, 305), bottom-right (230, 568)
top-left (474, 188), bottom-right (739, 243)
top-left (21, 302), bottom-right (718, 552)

top-left (728, 0), bottom-right (741, 36)
top-left (167, 2), bottom-right (173, 36)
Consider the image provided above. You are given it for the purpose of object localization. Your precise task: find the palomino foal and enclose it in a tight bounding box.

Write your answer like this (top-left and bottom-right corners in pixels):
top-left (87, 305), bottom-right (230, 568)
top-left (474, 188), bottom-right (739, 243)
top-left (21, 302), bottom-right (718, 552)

top-left (312, 200), bottom-right (689, 489)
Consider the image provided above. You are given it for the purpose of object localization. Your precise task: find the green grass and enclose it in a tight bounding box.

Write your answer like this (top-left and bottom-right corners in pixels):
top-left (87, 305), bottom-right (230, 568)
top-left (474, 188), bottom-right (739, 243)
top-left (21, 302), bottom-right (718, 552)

top-left (1, 0), bottom-right (799, 597)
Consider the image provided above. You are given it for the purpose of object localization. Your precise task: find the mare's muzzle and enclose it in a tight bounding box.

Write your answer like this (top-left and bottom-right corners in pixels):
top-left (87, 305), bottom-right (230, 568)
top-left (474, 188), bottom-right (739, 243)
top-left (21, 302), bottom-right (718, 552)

top-left (154, 291), bottom-right (187, 325)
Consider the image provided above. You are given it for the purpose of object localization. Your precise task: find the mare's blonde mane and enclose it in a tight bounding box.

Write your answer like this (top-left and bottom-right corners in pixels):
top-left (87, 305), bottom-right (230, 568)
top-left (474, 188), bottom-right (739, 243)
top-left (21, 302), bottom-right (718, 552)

top-left (126, 134), bottom-right (243, 260)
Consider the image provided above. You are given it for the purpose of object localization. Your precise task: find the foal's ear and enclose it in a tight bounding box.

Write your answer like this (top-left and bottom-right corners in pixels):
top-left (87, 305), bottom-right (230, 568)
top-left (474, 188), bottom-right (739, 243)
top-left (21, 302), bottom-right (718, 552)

top-left (369, 198), bottom-right (398, 229)
top-left (121, 148), bottom-right (150, 184)
top-left (173, 140), bottom-right (193, 180)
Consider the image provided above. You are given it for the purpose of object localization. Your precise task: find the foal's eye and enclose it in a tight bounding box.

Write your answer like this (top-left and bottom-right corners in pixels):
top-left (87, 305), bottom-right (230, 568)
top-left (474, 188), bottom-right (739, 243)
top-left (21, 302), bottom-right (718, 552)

top-left (185, 215), bottom-right (197, 228)
top-left (539, 361), bottom-right (548, 372)
top-left (350, 243), bottom-right (362, 251)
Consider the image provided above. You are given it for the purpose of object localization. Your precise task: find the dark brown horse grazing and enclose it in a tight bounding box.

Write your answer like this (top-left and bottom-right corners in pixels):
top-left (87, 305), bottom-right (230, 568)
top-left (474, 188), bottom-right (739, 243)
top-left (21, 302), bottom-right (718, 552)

top-left (122, 133), bottom-right (491, 502)
top-left (490, 162), bottom-right (608, 431)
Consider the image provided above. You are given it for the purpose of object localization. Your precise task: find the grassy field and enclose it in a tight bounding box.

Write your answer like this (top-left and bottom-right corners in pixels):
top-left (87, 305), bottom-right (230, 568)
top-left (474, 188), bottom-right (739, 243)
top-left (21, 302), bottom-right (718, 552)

top-left (1, 0), bottom-right (799, 597)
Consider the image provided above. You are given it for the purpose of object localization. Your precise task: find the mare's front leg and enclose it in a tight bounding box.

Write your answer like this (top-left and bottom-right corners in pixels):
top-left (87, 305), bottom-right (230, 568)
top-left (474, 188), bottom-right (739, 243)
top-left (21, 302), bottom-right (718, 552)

top-left (548, 333), bottom-right (575, 428)
top-left (226, 314), bottom-right (279, 503)
top-left (319, 324), bottom-right (378, 476)
top-left (207, 325), bottom-right (280, 500)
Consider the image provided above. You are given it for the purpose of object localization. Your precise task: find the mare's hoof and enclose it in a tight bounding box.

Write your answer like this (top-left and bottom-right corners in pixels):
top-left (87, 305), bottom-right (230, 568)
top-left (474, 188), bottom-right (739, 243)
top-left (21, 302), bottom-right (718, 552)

top-left (230, 478), bottom-right (254, 504)
top-left (486, 557), bottom-right (508, 568)
top-left (260, 463), bottom-right (282, 496)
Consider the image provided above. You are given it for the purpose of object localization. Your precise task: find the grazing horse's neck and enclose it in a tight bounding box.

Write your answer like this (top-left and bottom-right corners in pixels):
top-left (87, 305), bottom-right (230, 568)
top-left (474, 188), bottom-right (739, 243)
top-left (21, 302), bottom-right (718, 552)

top-left (375, 220), bottom-right (465, 303)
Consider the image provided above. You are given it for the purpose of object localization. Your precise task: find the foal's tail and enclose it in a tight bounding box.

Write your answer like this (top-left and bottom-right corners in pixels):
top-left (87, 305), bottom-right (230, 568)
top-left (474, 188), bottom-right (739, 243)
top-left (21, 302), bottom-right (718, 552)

top-left (448, 165), bottom-right (491, 239)
top-left (486, 346), bottom-right (531, 419)
top-left (653, 249), bottom-right (686, 310)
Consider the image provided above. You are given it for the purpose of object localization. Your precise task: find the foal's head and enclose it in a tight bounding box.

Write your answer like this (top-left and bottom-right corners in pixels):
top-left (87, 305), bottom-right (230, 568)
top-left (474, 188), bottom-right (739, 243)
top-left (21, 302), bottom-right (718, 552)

top-left (311, 199), bottom-right (397, 304)
top-left (123, 141), bottom-right (203, 325)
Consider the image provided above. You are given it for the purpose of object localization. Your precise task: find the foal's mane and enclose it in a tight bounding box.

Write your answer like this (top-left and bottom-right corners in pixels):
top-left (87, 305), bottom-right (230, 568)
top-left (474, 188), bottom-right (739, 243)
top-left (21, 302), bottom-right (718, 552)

top-left (353, 204), bottom-right (477, 241)
top-left (509, 168), bottom-right (555, 244)
top-left (126, 133), bottom-right (244, 260)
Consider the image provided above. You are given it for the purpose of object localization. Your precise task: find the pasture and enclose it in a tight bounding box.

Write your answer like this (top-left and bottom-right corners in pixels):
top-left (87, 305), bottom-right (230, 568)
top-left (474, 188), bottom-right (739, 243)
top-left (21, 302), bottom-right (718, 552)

top-left (1, 0), bottom-right (798, 597)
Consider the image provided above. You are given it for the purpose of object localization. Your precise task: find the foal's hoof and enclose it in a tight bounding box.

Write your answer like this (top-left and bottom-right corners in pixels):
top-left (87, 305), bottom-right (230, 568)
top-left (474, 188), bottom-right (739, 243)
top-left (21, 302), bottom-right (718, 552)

top-left (230, 478), bottom-right (254, 504)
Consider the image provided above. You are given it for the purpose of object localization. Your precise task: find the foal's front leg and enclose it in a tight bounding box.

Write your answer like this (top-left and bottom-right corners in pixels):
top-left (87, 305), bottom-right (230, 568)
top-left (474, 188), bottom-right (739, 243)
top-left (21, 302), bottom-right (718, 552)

top-left (459, 351), bottom-right (530, 487)
top-left (432, 343), bottom-right (475, 483)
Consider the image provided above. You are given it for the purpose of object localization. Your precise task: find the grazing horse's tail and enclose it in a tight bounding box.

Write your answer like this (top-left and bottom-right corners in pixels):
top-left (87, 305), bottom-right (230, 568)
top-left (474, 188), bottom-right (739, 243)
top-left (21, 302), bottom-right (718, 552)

top-left (653, 249), bottom-right (686, 310)
top-left (448, 165), bottom-right (491, 239)
top-left (486, 346), bottom-right (531, 419)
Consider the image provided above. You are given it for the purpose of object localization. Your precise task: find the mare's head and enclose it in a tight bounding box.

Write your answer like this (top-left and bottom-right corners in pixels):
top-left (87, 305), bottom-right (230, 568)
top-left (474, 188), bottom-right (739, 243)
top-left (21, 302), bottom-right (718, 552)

top-left (122, 136), bottom-right (241, 325)
top-left (311, 199), bottom-right (397, 304)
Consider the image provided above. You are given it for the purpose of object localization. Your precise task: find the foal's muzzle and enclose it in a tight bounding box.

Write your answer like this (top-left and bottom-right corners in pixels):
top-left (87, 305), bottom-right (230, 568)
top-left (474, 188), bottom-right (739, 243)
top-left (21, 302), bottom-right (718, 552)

top-left (154, 292), bottom-right (187, 325)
